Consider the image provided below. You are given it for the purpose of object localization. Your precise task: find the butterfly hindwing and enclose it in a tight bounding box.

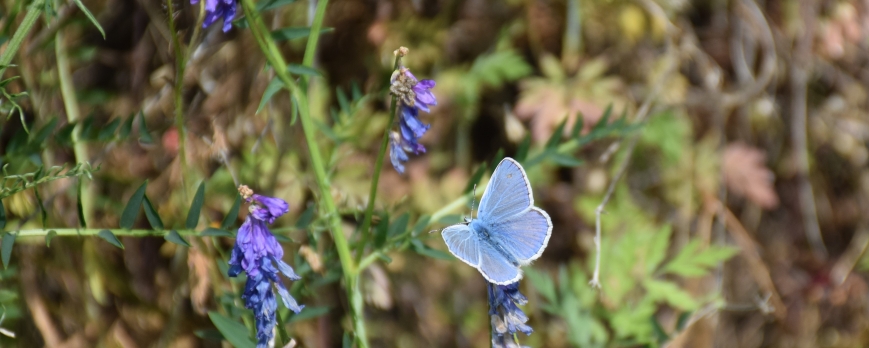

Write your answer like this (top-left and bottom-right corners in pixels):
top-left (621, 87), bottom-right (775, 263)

top-left (477, 241), bottom-right (522, 285)
top-left (477, 158), bottom-right (533, 223)
top-left (487, 207), bottom-right (552, 265)
top-left (442, 224), bottom-right (480, 267)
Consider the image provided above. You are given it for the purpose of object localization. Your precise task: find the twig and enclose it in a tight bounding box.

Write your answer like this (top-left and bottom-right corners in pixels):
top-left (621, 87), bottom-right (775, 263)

top-left (588, 37), bottom-right (678, 288)
top-left (718, 199), bottom-right (787, 321)
top-left (790, 0), bottom-right (827, 261)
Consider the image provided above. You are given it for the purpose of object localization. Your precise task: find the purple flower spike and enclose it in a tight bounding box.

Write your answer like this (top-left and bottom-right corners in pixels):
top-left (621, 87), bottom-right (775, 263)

top-left (191, 0), bottom-right (238, 32)
top-left (388, 65), bottom-right (436, 174)
top-left (229, 186), bottom-right (303, 348)
top-left (488, 282), bottom-right (533, 348)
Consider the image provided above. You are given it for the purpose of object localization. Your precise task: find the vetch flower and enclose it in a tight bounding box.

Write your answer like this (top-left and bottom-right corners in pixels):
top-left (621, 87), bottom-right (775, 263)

top-left (191, 0), bottom-right (238, 32)
top-left (229, 185), bottom-right (303, 348)
top-left (387, 61), bottom-right (436, 173)
top-left (488, 282), bottom-right (532, 348)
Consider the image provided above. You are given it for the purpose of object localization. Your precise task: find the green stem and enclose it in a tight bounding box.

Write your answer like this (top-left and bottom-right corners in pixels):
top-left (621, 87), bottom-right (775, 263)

top-left (166, 0), bottom-right (189, 196)
top-left (56, 28), bottom-right (94, 223)
top-left (240, 1), bottom-right (368, 346)
top-left (301, 0), bottom-right (328, 72)
top-left (16, 228), bottom-right (200, 237)
top-left (356, 55), bottom-right (402, 263)
top-left (0, 0), bottom-right (43, 77)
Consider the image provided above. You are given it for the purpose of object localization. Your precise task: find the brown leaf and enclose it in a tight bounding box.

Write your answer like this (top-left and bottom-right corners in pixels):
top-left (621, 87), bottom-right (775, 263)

top-left (722, 142), bottom-right (779, 209)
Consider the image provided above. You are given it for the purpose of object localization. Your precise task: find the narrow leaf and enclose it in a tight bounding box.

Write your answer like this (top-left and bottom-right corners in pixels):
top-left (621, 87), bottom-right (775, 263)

top-left (411, 240), bottom-right (454, 260)
top-left (464, 164), bottom-right (487, 194)
top-left (164, 230), bottom-right (191, 247)
top-left (287, 306), bottom-right (330, 323)
top-left (270, 27), bottom-right (333, 41)
top-left (571, 113), bottom-right (585, 138)
top-left (201, 228), bottom-right (233, 237)
top-left (120, 181), bottom-right (147, 229)
top-left (549, 153), bottom-right (583, 167)
top-left (45, 230), bottom-right (57, 247)
top-left (288, 64), bottom-right (321, 77)
top-left (545, 118), bottom-right (569, 150)
top-left (296, 203), bottom-right (316, 229)
top-left (1, 232), bottom-right (15, 269)
top-left (207, 312), bottom-right (256, 348)
top-left (118, 113), bottom-right (135, 139)
top-left (186, 182), bottom-right (206, 230)
top-left (34, 186), bottom-right (46, 228)
top-left (389, 213), bottom-right (410, 239)
top-left (373, 213), bottom-right (389, 248)
top-left (143, 196), bottom-right (164, 230)
top-left (221, 194), bottom-right (242, 229)
top-left (515, 135), bottom-right (532, 163)
top-left (55, 122), bottom-right (76, 145)
top-left (256, 78), bottom-right (284, 114)
top-left (77, 178), bottom-right (87, 228)
top-left (97, 118), bottom-right (121, 141)
top-left (72, 0), bottom-right (106, 38)
top-left (0, 199), bottom-right (5, 229)
top-left (97, 230), bottom-right (124, 249)
top-left (138, 111), bottom-right (153, 144)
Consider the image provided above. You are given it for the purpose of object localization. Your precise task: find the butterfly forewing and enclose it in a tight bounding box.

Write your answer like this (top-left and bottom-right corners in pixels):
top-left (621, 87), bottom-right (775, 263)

top-left (477, 158), bottom-right (533, 222)
top-left (487, 207), bottom-right (552, 265)
top-left (442, 224), bottom-right (481, 267)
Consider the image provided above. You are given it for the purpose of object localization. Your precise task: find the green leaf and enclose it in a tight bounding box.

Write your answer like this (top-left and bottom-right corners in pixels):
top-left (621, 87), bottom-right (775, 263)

top-left (571, 113), bottom-right (585, 138)
top-left (549, 153), bottom-right (583, 167)
top-left (221, 194), bottom-right (241, 229)
top-left (464, 163), bottom-right (488, 194)
top-left (525, 268), bottom-right (557, 306)
top-left (45, 230), bottom-right (57, 247)
top-left (77, 179), bottom-right (87, 228)
top-left (271, 27), bottom-right (333, 41)
top-left (646, 225), bottom-right (672, 273)
top-left (30, 117), bottom-right (58, 145)
top-left (388, 213), bottom-right (409, 238)
top-left (256, 0), bottom-right (297, 11)
top-left (164, 230), bottom-right (191, 247)
top-left (97, 230), bottom-right (124, 249)
top-left (118, 113), bottom-right (135, 139)
top-left (138, 111), bottom-right (153, 144)
top-left (208, 312), bottom-right (255, 348)
top-left (256, 78), bottom-right (284, 114)
top-left (34, 186), bottom-right (46, 228)
top-left (143, 196), bottom-right (164, 230)
top-left (662, 240), bottom-right (738, 277)
top-left (644, 279), bottom-right (698, 311)
top-left (411, 240), bottom-right (453, 260)
top-left (288, 64), bottom-right (321, 77)
top-left (97, 118), bottom-right (120, 141)
top-left (1, 232), bottom-right (15, 269)
top-left (55, 122), bottom-right (76, 146)
top-left (515, 135), bottom-right (532, 163)
top-left (295, 203), bottom-right (315, 229)
top-left (410, 215), bottom-right (431, 237)
top-left (186, 182), bottom-right (206, 230)
top-left (373, 213), bottom-right (389, 248)
top-left (201, 228), bottom-right (233, 237)
top-left (336, 87), bottom-right (350, 116)
top-left (287, 306), bottom-right (330, 323)
top-left (120, 181), bottom-right (147, 229)
top-left (72, 0), bottom-right (106, 38)
top-left (0, 199), bottom-right (5, 229)
top-left (545, 118), bottom-right (569, 150)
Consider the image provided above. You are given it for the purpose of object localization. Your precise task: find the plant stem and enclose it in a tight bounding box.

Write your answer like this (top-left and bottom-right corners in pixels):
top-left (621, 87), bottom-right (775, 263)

top-left (56, 27), bottom-right (94, 224)
top-left (17, 228), bottom-right (200, 237)
top-left (356, 54), bottom-right (402, 263)
top-left (0, 0), bottom-right (43, 77)
top-left (166, 0), bottom-right (189, 196)
top-left (240, 1), bottom-right (368, 346)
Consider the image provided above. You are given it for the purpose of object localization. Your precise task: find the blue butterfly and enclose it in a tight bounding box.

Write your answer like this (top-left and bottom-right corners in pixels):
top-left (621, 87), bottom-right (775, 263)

top-left (442, 158), bottom-right (553, 285)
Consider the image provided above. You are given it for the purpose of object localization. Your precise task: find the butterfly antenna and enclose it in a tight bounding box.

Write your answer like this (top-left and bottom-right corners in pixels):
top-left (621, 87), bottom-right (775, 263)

top-left (471, 184), bottom-right (478, 221)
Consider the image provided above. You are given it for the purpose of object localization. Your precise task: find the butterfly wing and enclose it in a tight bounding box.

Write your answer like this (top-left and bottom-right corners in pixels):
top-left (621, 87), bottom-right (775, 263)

top-left (442, 224), bottom-right (481, 267)
top-left (477, 158), bottom-right (534, 223)
top-left (487, 207), bottom-right (552, 265)
top-left (478, 241), bottom-right (523, 285)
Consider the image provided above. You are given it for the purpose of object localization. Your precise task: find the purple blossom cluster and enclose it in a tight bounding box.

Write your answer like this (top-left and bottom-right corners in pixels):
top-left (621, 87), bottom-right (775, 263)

top-left (228, 186), bottom-right (303, 348)
top-left (388, 67), bottom-right (437, 174)
top-left (191, 0), bottom-right (238, 32)
top-left (488, 282), bottom-right (533, 348)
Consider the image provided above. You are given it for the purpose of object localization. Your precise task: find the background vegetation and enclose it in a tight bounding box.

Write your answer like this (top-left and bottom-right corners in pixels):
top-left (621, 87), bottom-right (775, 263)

top-left (1, 0), bottom-right (869, 347)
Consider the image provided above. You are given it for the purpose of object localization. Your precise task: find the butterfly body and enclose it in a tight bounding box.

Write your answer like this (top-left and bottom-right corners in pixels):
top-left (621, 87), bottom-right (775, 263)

top-left (442, 158), bottom-right (552, 285)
